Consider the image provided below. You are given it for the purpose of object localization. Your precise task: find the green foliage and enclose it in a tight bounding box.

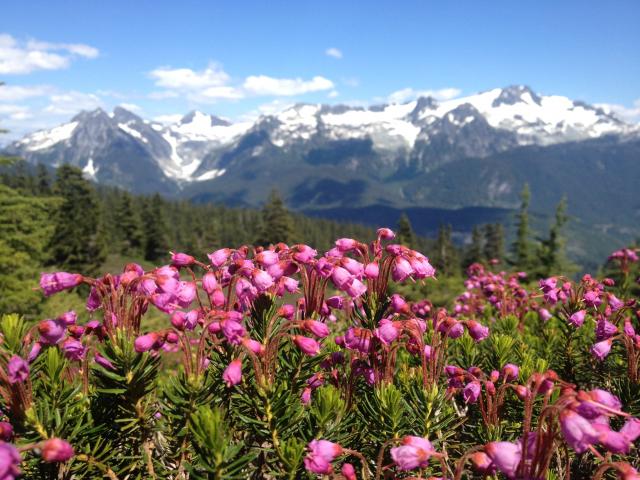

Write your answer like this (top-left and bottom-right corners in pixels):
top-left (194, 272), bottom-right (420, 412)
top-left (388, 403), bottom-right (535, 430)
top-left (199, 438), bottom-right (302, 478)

top-left (512, 183), bottom-right (534, 270)
top-left (255, 189), bottom-right (295, 246)
top-left (48, 165), bottom-right (106, 274)
top-left (396, 213), bottom-right (415, 248)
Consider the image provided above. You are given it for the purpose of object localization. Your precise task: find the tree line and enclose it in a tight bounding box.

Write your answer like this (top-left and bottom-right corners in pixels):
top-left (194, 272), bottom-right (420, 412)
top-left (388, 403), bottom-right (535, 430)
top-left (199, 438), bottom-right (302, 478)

top-left (1, 160), bottom-right (571, 315)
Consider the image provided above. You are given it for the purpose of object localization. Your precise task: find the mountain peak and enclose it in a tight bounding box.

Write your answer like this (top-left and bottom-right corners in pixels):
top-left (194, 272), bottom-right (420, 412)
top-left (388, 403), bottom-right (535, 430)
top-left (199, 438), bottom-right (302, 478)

top-left (492, 85), bottom-right (541, 107)
top-left (180, 110), bottom-right (231, 127)
top-left (71, 108), bottom-right (110, 123)
top-left (112, 106), bottom-right (143, 124)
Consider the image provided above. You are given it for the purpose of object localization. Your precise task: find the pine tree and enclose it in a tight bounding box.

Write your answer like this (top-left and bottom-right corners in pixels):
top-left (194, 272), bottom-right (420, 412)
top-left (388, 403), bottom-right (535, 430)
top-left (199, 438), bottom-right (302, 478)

top-left (255, 190), bottom-right (295, 246)
top-left (512, 184), bottom-right (534, 270)
top-left (463, 225), bottom-right (485, 268)
top-left (114, 191), bottom-right (144, 256)
top-left (539, 196), bottom-right (572, 276)
top-left (35, 163), bottom-right (51, 196)
top-left (433, 224), bottom-right (459, 276)
top-left (142, 194), bottom-right (170, 262)
top-left (484, 223), bottom-right (505, 264)
top-left (397, 213), bottom-right (415, 248)
top-left (47, 165), bottom-right (106, 274)
top-left (0, 184), bottom-right (57, 314)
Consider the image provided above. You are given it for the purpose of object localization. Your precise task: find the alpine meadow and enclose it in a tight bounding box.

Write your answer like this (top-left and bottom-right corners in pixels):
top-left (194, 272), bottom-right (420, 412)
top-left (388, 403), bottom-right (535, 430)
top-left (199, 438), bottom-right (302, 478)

top-left (1, 2), bottom-right (640, 479)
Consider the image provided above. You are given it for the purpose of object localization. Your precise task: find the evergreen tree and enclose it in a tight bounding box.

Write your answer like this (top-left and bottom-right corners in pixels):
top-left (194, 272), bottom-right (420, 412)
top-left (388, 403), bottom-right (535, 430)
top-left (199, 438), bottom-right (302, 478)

top-left (538, 196), bottom-right (572, 276)
top-left (142, 194), bottom-right (170, 262)
top-left (255, 190), bottom-right (295, 246)
top-left (0, 184), bottom-right (57, 314)
top-left (48, 165), bottom-right (106, 274)
top-left (512, 184), bottom-right (534, 270)
top-left (396, 213), bottom-right (415, 248)
top-left (433, 224), bottom-right (459, 276)
top-left (484, 223), bottom-right (505, 264)
top-left (463, 225), bottom-right (485, 268)
top-left (114, 191), bottom-right (144, 256)
top-left (35, 163), bottom-right (51, 195)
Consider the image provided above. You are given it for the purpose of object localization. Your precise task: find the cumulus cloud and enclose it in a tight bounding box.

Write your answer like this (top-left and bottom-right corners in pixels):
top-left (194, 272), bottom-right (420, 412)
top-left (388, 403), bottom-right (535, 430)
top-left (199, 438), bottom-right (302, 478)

top-left (119, 102), bottom-right (142, 112)
top-left (387, 87), bottom-right (461, 104)
top-left (0, 84), bottom-right (51, 102)
top-left (149, 63), bottom-right (335, 102)
top-left (153, 113), bottom-right (184, 124)
top-left (328, 90), bottom-right (339, 98)
top-left (0, 34), bottom-right (99, 74)
top-left (0, 104), bottom-right (32, 120)
top-left (325, 47), bottom-right (343, 59)
top-left (243, 75), bottom-right (334, 96)
top-left (595, 99), bottom-right (640, 124)
top-left (43, 91), bottom-right (103, 115)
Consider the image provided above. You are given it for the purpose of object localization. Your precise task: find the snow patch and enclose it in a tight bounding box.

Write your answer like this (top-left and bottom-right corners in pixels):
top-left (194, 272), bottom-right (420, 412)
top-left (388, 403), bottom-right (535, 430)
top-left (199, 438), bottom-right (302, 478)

top-left (82, 158), bottom-right (98, 180)
top-left (118, 123), bottom-right (147, 143)
top-left (21, 121), bottom-right (78, 151)
top-left (194, 169), bottom-right (226, 181)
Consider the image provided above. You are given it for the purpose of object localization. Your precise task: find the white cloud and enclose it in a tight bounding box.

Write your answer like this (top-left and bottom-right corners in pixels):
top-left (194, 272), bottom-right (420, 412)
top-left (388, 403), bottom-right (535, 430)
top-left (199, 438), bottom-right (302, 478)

top-left (595, 99), bottom-right (640, 124)
top-left (387, 87), bottom-right (462, 104)
top-left (149, 63), bottom-right (335, 103)
top-left (0, 84), bottom-right (51, 102)
top-left (44, 91), bottom-right (103, 115)
top-left (150, 64), bottom-right (230, 90)
top-left (119, 102), bottom-right (142, 112)
top-left (243, 75), bottom-right (334, 96)
top-left (328, 90), bottom-right (339, 98)
top-left (0, 104), bottom-right (32, 120)
top-left (325, 47), bottom-right (343, 59)
top-left (0, 34), bottom-right (99, 74)
top-left (153, 113), bottom-right (184, 124)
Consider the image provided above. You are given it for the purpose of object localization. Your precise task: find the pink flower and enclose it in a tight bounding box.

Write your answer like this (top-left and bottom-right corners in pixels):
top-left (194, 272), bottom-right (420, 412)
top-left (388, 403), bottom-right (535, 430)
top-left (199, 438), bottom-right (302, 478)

top-left (134, 333), bottom-right (160, 353)
top-left (61, 338), bottom-right (86, 361)
top-left (470, 452), bottom-right (495, 475)
top-left (0, 422), bottom-right (13, 442)
top-left (301, 387), bottom-right (312, 405)
top-left (568, 310), bottom-right (586, 327)
top-left (539, 308), bottom-right (552, 322)
top-left (303, 320), bottom-right (330, 338)
top-left (501, 364), bottom-right (519, 382)
top-left (281, 276), bottom-right (299, 293)
top-left (591, 338), bottom-right (613, 361)
top-left (377, 228), bottom-right (395, 240)
top-left (221, 320), bottom-right (246, 345)
top-left (57, 311), bottom-right (77, 326)
top-left (202, 272), bottom-right (218, 294)
top-left (390, 436), bottom-right (435, 471)
top-left (7, 355), bottom-right (29, 384)
top-left (344, 327), bottom-right (372, 353)
top-left (255, 250), bottom-right (279, 266)
top-left (560, 409), bottom-right (599, 453)
top-left (37, 319), bottom-right (66, 345)
top-left (466, 320), bottom-right (489, 342)
top-left (223, 359), bottom-right (242, 387)
top-left (374, 320), bottom-right (400, 345)
top-left (463, 381), bottom-right (481, 404)
top-left (390, 294), bottom-right (409, 314)
top-left (608, 293), bottom-right (624, 311)
top-left (341, 257), bottom-right (364, 276)
top-left (345, 278), bottom-right (367, 298)
top-left (335, 238), bottom-right (358, 252)
top-left (485, 441), bottom-right (521, 479)
top-left (94, 353), bottom-right (115, 370)
top-left (251, 269), bottom-right (274, 292)
top-left (304, 440), bottom-right (342, 474)
top-left (40, 272), bottom-right (83, 296)
top-left (292, 335), bottom-right (320, 356)
top-left (391, 257), bottom-right (413, 282)
top-left (0, 442), bottom-right (21, 479)
top-left (171, 252), bottom-right (195, 267)
top-left (176, 282), bottom-right (197, 307)
top-left (242, 338), bottom-right (265, 355)
top-left (40, 438), bottom-right (74, 462)
top-left (292, 245), bottom-right (317, 263)
top-left (341, 463), bottom-right (356, 480)
top-left (331, 266), bottom-right (352, 289)
top-left (208, 248), bottom-right (231, 267)
top-left (364, 262), bottom-right (379, 279)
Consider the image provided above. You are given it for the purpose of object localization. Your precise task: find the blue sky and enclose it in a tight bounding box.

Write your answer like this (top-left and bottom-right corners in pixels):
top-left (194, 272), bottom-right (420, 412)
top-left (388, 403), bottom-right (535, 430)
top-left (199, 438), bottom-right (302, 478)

top-left (1, 0), bottom-right (639, 138)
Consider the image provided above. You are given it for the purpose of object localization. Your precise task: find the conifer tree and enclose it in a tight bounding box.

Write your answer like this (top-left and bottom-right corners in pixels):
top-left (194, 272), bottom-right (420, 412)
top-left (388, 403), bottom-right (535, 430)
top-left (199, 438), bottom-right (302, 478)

top-left (484, 223), bottom-right (505, 264)
top-left (142, 194), bottom-right (170, 261)
top-left (48, 165), bottom-right (106, 274)
top-left (539, 196), bottom-right (571, 276)
top-left (114, 191), bottom-right (144, 256)
top-left (464, 225), bottom-right (485, 268)
top-left (397, 213), bottom-right (415, 248)
top-left (512, 184), bottom-right (534, 270)
top-left (255, 190), bottom-right (295, 246)
top-left (433, 224), bottom-right (459, 276)
top-left (35, 163), bottom-right (51, 196)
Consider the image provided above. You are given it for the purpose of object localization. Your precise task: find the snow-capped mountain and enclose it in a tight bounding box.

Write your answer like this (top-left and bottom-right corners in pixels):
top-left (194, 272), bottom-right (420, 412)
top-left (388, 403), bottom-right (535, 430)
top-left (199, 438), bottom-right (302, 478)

top-left (4, 85), bottom-right (638, 195)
